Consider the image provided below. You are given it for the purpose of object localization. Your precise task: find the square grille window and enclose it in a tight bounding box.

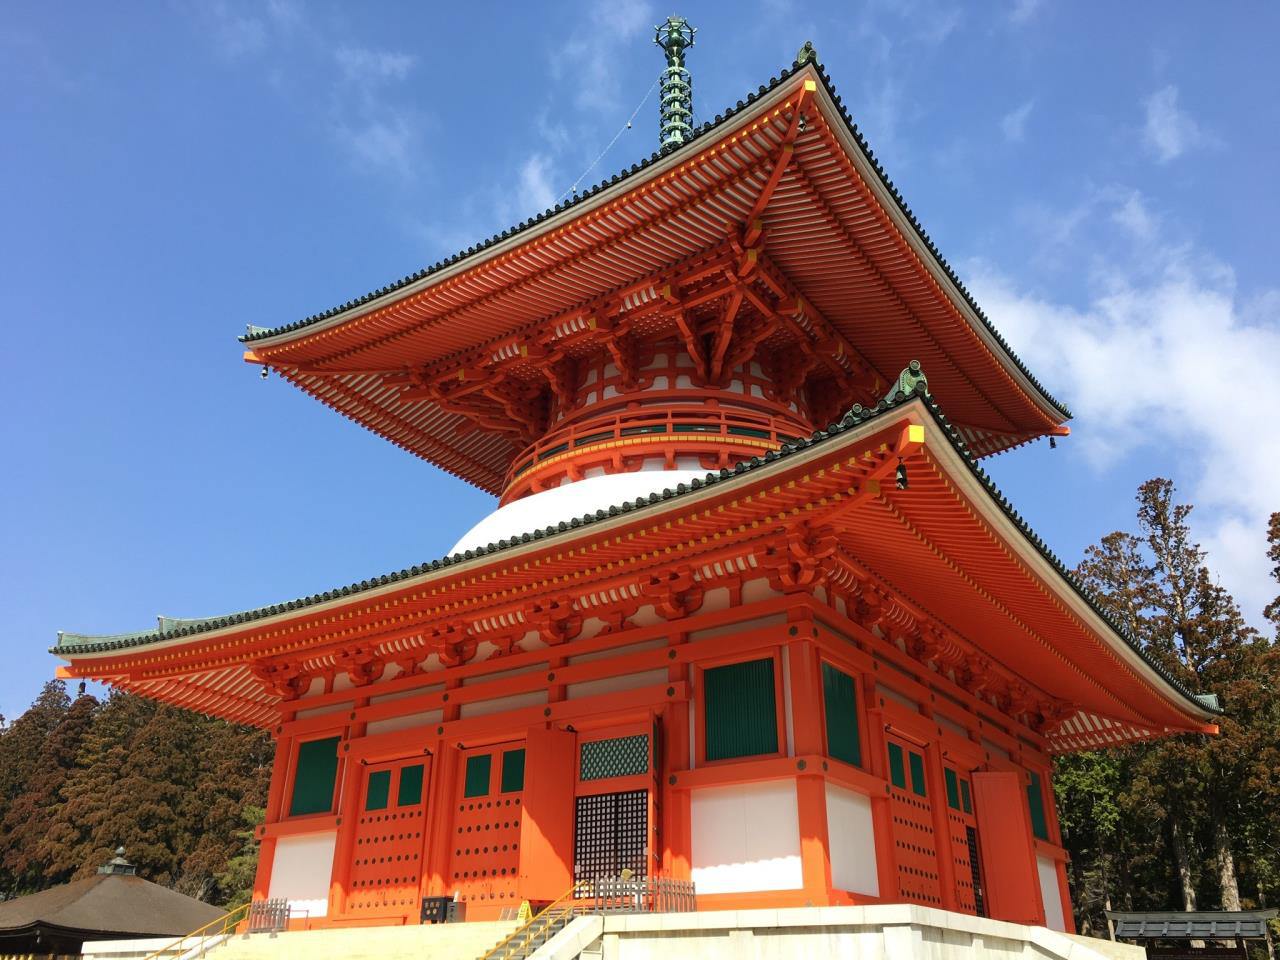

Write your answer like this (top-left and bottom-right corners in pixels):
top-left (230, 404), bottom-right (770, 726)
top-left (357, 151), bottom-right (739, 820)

top-left (580, 734), bottom-right (650, 781)
top-left (574, 789), bottom-right (648, 882)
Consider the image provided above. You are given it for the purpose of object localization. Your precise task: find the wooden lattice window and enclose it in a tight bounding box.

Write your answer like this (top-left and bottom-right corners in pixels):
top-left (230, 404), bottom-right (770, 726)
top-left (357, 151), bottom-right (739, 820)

top-left (574, 789), bottom-right (648, 881)
top-left (580, 735), bottom-right (649, 781)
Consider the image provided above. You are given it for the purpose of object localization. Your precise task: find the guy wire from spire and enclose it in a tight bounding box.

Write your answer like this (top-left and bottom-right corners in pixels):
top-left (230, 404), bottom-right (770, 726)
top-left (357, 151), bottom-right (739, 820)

top-left (556, 74), bottom-right (662, 205)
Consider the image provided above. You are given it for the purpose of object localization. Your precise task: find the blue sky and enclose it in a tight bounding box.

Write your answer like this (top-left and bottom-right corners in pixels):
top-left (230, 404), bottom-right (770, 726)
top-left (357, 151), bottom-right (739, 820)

top-left (2, 1), bottom-right (1277, 720)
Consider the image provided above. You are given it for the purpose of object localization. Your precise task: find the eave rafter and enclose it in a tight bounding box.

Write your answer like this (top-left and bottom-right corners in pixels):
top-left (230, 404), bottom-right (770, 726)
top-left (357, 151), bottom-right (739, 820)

top-left (263, 235), bottom-right (885, 454)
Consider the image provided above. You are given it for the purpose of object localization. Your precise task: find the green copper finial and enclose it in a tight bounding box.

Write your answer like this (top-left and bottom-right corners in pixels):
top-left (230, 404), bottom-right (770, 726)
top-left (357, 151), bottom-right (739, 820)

top-left (654, 15), bottom-right (696, 149)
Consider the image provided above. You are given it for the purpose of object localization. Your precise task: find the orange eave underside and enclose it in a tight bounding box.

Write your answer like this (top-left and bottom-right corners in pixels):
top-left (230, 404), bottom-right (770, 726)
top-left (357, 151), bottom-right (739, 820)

top-left (245, 70), bottom-right (1066, 493)
top-left (59, 402), bottom-right (1201, 747)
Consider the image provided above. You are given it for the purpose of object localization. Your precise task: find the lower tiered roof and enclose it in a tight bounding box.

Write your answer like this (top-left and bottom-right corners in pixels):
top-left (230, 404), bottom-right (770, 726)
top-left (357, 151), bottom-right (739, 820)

top-left (55, 387), bottom-right (1218, 752)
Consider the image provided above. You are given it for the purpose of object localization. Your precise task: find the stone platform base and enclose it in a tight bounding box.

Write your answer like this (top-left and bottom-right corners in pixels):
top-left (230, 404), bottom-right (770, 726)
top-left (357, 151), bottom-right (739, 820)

top-left (542, 905), bottom-right (1144, 960)
top-left (82, 907), bottom-right (1141, 960)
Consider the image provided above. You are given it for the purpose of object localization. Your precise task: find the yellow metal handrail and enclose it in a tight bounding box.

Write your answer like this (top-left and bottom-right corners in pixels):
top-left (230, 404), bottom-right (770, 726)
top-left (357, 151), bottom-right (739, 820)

top-left (141, 900), bottom-right (251, 960)
top-left (479, 881), bottom-right (587, 960)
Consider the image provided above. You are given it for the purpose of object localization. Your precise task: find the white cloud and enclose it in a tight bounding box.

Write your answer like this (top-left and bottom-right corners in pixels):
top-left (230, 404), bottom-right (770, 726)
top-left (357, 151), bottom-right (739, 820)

top-left (335, 116), bottom-right (416, 177)
top-left (335, 47), bottom-right (416, 85)
top-left (1009, 0), bottom-right (1045, 23)
top-left (199, 0), bottom-right (267, 58)
top-left (559, 0), bottom-right (654, 113)
top-left (967, 191), bottom-right (1280, 622)
top-left (1142, 85), bottom-right (1202, 163)
top-left (517, 154), bottom-right (557, 214)
top-left (328, 47), bottom-right (421, 177)
top-left (1000, 100), bottom-right (1034, 142)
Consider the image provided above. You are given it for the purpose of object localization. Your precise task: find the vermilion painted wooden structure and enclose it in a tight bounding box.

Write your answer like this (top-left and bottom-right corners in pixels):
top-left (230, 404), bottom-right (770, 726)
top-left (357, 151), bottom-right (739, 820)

top-left (53, 57), bottom-right (1218, 932)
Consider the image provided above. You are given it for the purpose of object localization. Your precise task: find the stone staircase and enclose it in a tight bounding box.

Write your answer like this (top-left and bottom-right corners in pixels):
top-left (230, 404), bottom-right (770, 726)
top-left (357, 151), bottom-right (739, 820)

top-left (478, 906), bottom-right (577, 960)
top-left (200, 921), bottom-right (518, 960)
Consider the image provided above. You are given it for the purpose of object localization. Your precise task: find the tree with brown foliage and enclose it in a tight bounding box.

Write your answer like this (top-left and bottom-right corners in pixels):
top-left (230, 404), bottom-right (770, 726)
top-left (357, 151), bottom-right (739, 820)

top-left (0, 685), bottom-right (270, 906)
top-left (1060, 480), bottom-right (1280, 932)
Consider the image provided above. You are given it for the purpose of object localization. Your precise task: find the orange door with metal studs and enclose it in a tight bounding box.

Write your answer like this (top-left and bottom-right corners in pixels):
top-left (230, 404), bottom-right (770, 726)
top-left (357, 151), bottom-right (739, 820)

top-left (971, 770), bottom-right (1044, 925)
top-left (345, 757), bottom-right (431, 920)
top-left (885, 733), bottom-right (943, 907)
top-left (942, 762), bottom-right (986, 916)
top-left (447, 743), bottom-right (527, 917)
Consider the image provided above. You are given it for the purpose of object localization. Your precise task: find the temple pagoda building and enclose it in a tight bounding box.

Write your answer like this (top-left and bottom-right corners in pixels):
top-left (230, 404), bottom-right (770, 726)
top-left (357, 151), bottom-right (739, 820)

top-left (53, 29), bottom-right (1218, 933)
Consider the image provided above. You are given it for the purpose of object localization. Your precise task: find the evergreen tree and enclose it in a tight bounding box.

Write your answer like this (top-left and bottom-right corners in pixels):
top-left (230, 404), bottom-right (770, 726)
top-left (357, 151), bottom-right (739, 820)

top-left (1064, 479), bottom-right (1280, 929)
top-left (0, 681), bottom-right (75, 897)
top-left (41, 691), bottom-right (158, 879)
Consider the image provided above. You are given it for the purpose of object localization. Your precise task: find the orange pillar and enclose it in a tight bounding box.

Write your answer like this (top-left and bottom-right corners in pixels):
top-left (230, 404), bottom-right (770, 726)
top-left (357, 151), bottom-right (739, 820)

top-left (328, 751), bottom-right (364, 915)
top-left (663, 634), bottom-right (692, 881)
top-left (423, 743), bottom-right (460, 898)
top-left (252, 732), bottom-right (292, 900)
top-left (861, 673), bottom-right (898, 900)
top-left (787, 628), bottom-right (832, 904)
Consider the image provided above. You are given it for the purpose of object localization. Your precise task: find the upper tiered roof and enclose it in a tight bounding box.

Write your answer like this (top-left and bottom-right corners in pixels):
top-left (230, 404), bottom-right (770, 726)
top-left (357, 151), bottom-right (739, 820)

top-left (242, 54), bottom-right (1070, 494)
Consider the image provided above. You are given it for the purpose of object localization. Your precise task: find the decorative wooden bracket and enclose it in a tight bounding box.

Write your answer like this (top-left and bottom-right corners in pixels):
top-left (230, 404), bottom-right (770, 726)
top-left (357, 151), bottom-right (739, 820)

top-left (762, 522), bottom-right (838, 593)
top-left (640, 568), bottom-right (705, 620)
top-left (251, 662), bottom-right (308, 701)
top-left (336, 647), bottom-right (385, 687)
top-left (526, 597), bottom-right (583, 646)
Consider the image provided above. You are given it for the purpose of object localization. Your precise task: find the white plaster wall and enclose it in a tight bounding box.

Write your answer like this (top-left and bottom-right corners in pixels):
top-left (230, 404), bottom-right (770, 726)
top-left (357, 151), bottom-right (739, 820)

top-left (825, 783), bottom-right (879, 896)
top-left (370, 684), bottom-right (444, 705)
top-left (567, 638), bottom-right (668, 664)
top-left (268, 832), bottom-right (336, 918)
top-left (365, 709), bottom-right (444, 736)
top-left (690, 781), bottom-right (803, 894)
top-left (741, 577), bottom-right (783, 604)
top-left (981, 738), bottom-right (1010, 760)
top-left (293, 704), bottom-right (345, 720)
top-left (687, 613), bottom-right (786, 642)
top-left (1038, 855), bottom-right (1066, 931)
top-left (459, 689), bottom-right (547, 718)
top-left (877, 683), bottom-right (920, 712)
top-left (566, 668), bottom-right (668, 700)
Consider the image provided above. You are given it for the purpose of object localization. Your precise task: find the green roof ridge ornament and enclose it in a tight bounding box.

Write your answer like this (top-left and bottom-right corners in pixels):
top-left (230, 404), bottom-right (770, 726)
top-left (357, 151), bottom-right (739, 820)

top-left (884, 360), bottom-right (929, 402)
top-left (654, 15), bottom-right (696, 149)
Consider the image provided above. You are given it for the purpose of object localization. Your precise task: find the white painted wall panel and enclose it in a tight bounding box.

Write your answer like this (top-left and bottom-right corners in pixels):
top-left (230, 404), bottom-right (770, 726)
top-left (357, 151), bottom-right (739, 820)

top-left (459, 689), bottom-right (547, 718)
top-left (268, 832), bottom-right (336, 918)
top-left (825, 783), bottom-right (879, 896)
top-left (566, 669), bottom-right (668, 700)
top-left (365, 709), bottom-right (444, 736)
top-left (691, 781), bottom-right (803, 894)
top-left (1037, 855), bottom-right (1065, 931)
